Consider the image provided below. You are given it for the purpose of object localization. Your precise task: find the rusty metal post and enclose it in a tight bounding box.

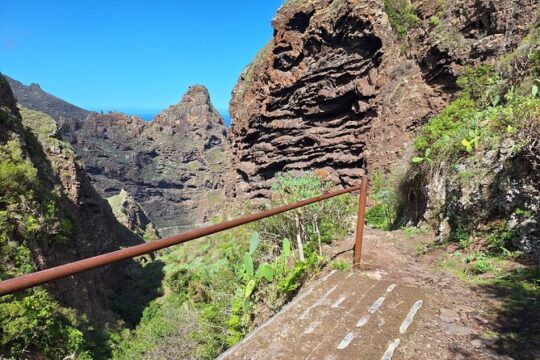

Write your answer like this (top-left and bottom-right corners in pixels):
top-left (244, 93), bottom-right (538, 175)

top-left (353, 176), bottom-right (368, 269)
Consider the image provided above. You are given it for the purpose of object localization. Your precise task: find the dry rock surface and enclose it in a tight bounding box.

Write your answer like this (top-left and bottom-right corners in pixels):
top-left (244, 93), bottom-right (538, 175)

top-left (71, 86), bottom-right (233, 236)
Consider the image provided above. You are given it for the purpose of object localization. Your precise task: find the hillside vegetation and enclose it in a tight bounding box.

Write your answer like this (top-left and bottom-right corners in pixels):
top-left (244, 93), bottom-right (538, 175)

top-left (0, 76), bottom-right (161, 359)
top-left (365, 17), bottom-right (540, 358)
top-left (112, 173), bottom-right (356, 359)
top-left (0, 79), bottom-right (91, 358)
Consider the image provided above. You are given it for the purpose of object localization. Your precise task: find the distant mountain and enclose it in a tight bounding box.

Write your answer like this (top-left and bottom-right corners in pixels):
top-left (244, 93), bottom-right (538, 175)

top-left (72, 86), bottom-right (233, 236)
top-left (6, 76), bottom-right (234, 236)
top-left (5, 75), bottom-right (89, 123)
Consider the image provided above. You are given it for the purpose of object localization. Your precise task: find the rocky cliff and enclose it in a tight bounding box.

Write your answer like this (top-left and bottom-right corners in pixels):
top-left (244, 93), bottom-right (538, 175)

top-left (71, 86), bottom-right (232, 236)
top-left (107, 189), bottom-right (158, 241)
top-left (1, 74), bottom-right (160, 357)
top-left (229, 0), bottom-right (539, 198)
top-left (16, 104), bottom-right (152, 315)
top-left (8, 80), bottom-right (233, 236)
top-left (6, 76), bottom-right (89, 132)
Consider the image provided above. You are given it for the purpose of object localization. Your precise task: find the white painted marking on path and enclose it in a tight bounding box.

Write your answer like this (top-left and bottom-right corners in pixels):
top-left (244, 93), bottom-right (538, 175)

top-left (337, 332), bottom-right (355, 349)
top-left (304, 321), bottom-right (321, 334)
top-left (356, 315), bottom-right (369, 327)
top-left (356, 283), bottom-right (397, 327)
top-left (218, 269), bottom-right (338, 359)
top-left (299, 285), bottom-right (338, 320)
top-left (399, 300), bottom-right (423, 334)
top-left (369, 284), bottom-right (396, 314)
top-left (380, 338), bottom-right (400, 360)
top-left (305, 282), bottom-right (379, 360)
top-left (331, 296), bottom-right (347, 308)
top-left (322, 270), bottom-right (337, 282)
top-left (369, 296), bottom-right (386, 314)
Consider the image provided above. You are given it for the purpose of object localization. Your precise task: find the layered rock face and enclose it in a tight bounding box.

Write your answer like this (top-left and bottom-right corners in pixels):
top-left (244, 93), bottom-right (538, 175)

top-left (229, 0), bottom-right (538, 198)
top-left (71, 86), bottom-right (232, 236)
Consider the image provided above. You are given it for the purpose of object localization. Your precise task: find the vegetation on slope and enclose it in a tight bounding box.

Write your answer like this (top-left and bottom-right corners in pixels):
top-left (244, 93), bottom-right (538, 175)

top-left (0, 96), bottom-right (88, 358)
top-left (1, 81), bottom-right (155, 360)
top-left (364, 21), bottom-right (540, 359)
top-left (112, 172), bottom-right (356, 359)
top-left (383, 0), bottom-right (421, 39)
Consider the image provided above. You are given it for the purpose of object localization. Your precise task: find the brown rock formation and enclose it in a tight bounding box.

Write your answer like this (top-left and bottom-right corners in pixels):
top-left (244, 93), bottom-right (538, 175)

top-left (107, 189), bottom-right (157, 240)
top-left (8, 78), bottom-right (233, 236)
top-left (229, 0), bottom-right (538, 198)
top-left (71, 86), bottom-right (233, 236)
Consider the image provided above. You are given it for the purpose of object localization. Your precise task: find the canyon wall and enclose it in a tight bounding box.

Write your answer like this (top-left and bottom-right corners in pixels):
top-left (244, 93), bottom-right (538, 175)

top-left (1, 74), bottom-right (149, 324)
top-left (8, 79), bottom-right (233, 236)
top-left (229, 0), bottom-right (539, 198)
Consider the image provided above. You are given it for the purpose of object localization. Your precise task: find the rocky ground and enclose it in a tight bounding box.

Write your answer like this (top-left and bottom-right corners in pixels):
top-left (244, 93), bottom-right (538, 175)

top-left (220, 227), bottom-right (538, 359)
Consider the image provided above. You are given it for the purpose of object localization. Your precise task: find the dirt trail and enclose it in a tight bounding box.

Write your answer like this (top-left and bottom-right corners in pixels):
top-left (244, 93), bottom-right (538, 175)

top-left (219, 228), bottom-right (520, 360)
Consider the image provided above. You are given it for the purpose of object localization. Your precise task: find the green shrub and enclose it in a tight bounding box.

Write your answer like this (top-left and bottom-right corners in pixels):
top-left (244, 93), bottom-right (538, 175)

top-left (330, 259), bottom-right (352, 271)
top-left (0, 289), bottom-right (86, 359)
top-left (258, 172), bottom-right (355, 260)
top-left (485, 221), bottom-right (515, 256)
top-left (365, 171), bottom-right (399, 230)
top-left (429, 16), bottom-right (441, 27)
top-left (0, 113), bottom-right (93, 358)
top-left (0, 140), bottom-right (38, 204)
top-left (116, 172), bottom-right (349, 358)
top-left (412, 81), bottom-right (540, 167)
top-left (465, 252), bottom-right (495, 274)
top-left (142, 223), bottom-right (158, 242)
top-left (384, 0), bottom-right (421, 38)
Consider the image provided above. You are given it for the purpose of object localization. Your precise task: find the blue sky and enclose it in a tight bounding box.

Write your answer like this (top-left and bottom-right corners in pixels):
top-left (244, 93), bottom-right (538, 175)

top-left (0, 1), bottom-right (283, 119)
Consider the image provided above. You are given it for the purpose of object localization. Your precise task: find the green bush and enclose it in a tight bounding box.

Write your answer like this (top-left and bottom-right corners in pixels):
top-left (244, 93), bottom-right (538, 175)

top-left (365, 171), bottom-right (399, 230)
top-left (384, 0), bottom-right (421, 38)
top-left (116, 172), bottom-right (350, 358)
top-left (258, 172), bottom-right (355, 260)
top-left (413, 77), bottom-right (540, 167)
top-left (330, 259), bottom-right (352, 271)
top-left (0, 140), bottom-right (38, 204)
top-left (411, 27), bottom-right (540, 167)
top-left (465, 252), bottom-right (495, 274)
top-left (429, 16), bottom-right (441, 27)
top-left (485, 221), bottom-right (515, 256)
top-left (0, 114), bottom-right (92, 358)
top-left (0, 289), bottom-right (86, 359)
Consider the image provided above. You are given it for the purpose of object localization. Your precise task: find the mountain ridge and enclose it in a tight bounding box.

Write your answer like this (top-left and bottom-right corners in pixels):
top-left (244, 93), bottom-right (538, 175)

top-left (6, 76), bottom-right (234, 235)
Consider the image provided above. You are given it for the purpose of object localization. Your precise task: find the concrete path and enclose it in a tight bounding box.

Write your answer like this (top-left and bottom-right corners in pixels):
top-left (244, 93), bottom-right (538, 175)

top-left (219, 228), bottom-right (511, 360)
top-left (220, 269), bottom-right (424, 360)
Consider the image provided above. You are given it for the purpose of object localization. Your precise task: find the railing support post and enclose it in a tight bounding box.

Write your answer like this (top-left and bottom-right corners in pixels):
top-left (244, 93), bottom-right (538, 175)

top-left (353, 175), bottom-right (368, 269)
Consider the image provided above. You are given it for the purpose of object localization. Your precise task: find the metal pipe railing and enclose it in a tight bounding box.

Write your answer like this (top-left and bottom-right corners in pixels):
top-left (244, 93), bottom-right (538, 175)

top-left (0, 176), bottom-right (368, 296)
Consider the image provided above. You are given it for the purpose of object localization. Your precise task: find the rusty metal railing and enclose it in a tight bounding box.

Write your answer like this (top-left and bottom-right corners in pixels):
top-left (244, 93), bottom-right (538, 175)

top-left (0, 176), bottom-right (368, 296)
